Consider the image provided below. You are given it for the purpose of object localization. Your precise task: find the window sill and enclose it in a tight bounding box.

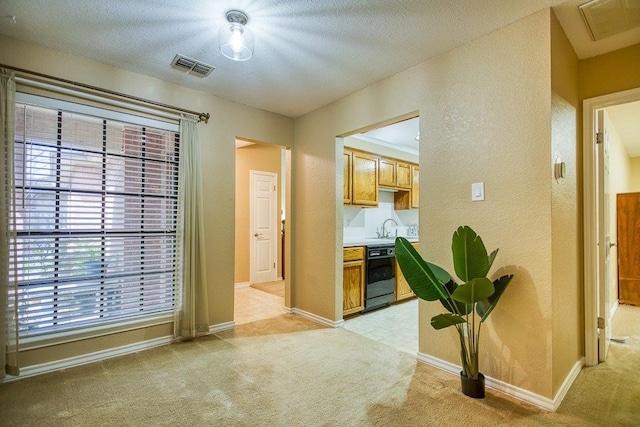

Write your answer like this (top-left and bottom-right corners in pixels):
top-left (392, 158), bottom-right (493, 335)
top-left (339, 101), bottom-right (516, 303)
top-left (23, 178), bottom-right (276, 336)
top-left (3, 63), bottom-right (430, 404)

top-left (20, 313), bottom-right (174, 351)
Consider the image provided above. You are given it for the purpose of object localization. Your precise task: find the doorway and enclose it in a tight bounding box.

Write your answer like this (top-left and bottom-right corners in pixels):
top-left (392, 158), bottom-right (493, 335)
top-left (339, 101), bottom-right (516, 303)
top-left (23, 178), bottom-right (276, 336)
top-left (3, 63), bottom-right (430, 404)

top-left (235, 139), bottom-right (291, 325)
top-left (583, 87), bottom-right (640, 365)
top-left (250, 170), bottom-right (278, 285)
top-left (339, 113), bottom-right (420, 354)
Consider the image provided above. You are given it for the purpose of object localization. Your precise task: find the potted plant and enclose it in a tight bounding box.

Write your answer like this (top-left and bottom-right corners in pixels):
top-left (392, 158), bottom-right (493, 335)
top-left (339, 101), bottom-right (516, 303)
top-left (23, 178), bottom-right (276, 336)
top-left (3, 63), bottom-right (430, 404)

top-left (395, 225), bottom-right (513, 398)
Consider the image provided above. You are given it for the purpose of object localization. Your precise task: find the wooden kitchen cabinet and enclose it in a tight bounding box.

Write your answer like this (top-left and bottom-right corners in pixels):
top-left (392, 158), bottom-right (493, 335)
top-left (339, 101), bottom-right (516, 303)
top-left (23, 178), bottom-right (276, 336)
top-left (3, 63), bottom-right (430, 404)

top-left (396, 242), bottom-right (419, 301)
top-left (378, 157), bottom-right (397, 187)
top-left (351, 151), bottom-right (378, 206)
top-left (344, 148), bottom-right (418, 208)
top-left (343, 150), bottom-right (352, 204)
top-left (397, 161), bottom-right (412, 189)
top-left (343, 246), bottom-right (365, 316)
top-left (411, 165), bottom-right (419, 208)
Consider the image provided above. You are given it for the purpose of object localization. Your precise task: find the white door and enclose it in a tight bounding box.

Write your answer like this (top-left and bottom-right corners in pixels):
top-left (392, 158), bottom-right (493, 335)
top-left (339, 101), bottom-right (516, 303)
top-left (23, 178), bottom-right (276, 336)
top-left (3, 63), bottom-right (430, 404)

top-left (596, 109), bottom-right (612, 362)
top-left (250, 170), bottom-right (278, 284)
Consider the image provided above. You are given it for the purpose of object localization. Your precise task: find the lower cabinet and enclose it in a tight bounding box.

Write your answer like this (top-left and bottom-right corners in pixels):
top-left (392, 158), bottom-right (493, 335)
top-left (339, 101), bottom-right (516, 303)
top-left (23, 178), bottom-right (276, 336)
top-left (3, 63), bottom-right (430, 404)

top-left (396, 242), bottom-right (419, 301)
top-left (343, 247), bottom-right (365, 316)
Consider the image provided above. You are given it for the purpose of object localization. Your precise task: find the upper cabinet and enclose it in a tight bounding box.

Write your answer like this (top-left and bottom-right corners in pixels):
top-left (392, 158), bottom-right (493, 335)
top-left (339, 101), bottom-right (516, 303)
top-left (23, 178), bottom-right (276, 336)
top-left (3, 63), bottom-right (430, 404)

top-left (397, 161), bottom-right (412, 189)
top-left (378, 157), bottom-right (412, 190)
top-left (350, 150), bottom-right (378, 206)
top-left (344, 148), bottom-right (418, 209)
top-left (378, 157), bottom-right (397, 187)
top-left (344, 149), bottom-right (352, 204)
top-left (411, 165), bottom-right (419, 209)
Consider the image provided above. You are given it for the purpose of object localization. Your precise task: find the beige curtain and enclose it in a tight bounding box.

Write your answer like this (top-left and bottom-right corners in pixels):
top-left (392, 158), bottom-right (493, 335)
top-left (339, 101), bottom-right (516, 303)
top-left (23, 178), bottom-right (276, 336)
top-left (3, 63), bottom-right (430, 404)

top-left (174, 116), bottom-right (210, 339)
top-left (1, 69), bottom-right (19, 377)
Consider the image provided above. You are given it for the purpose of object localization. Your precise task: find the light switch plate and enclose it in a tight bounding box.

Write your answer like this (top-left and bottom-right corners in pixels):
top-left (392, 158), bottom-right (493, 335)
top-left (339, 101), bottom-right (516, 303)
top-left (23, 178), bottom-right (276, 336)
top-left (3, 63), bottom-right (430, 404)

top-left (472, 182), bottom-right (484, 201)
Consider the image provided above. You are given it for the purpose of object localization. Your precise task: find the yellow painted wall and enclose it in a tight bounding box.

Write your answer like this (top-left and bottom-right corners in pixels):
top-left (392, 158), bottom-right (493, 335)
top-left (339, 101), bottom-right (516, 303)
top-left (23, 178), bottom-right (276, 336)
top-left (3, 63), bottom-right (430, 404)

top-left (630, 158), bottom-right (640, 190)
top-left (2, 8), bottom-right (619, 401)
top-left (235, 143), bottom-right (283, 283)
top-left (578, 43), bottom-right (639, 366)
top-left (579, 44), bottom-right (640, 101)
top-left (550, 11), bottom-right (582, 398)
top-left (606, 114), bottom-right (631, 307)
top-left (0, 35), bottom-right (293, 368)
top-left (293, 9), bottom-right (565, 398)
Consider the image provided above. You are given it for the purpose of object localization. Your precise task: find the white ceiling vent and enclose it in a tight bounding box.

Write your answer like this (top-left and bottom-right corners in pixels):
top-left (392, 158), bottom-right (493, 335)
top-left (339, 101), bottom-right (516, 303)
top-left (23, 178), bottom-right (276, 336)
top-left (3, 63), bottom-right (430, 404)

top-left (580, 0), bottom-right (640, 41)
top-left (170, 54), bottom-right (215, 77)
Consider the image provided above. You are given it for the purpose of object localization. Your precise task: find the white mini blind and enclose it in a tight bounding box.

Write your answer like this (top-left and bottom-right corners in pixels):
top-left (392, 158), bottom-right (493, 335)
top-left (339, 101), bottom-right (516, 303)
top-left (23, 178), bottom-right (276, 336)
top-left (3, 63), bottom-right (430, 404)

top-left (10, 97), bottom-right (179, 338)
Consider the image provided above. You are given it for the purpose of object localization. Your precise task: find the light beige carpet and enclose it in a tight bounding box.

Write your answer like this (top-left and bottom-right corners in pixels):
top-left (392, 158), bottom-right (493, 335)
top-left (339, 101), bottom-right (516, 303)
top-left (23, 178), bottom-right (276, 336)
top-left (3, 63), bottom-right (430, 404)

top-left (0, 311), bottom-right (638, 426)
top-left (251, 280), bottom-right (285, 298)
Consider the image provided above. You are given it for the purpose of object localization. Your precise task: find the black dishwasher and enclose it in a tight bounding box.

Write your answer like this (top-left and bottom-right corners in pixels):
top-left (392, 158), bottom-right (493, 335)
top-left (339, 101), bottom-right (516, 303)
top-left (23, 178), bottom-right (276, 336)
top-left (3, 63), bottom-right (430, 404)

top-left (363, 244), bottom-right (396, 312)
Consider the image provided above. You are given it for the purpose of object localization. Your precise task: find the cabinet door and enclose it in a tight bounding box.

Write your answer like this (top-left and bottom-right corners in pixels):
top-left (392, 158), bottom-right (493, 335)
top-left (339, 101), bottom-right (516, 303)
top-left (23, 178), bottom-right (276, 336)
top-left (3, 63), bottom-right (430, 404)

top-left (378, 157), bottom-right (397, 187)
top-left (396, 242), bottom-right (418, 301)
top-left (352, 151), bottom-right (378, 206)
top-left (411, 165), bottom-right (419, 209)
top-left (396, 259), bottom-right (415, 301)
top-left (343, 150), bottom-right (352, 204)
top-left (343, 259), bottom-right (365, 315)
top-left (618, 193), bottom-right (640, 306)
top-left (397, 162), bottom-right (412, 189)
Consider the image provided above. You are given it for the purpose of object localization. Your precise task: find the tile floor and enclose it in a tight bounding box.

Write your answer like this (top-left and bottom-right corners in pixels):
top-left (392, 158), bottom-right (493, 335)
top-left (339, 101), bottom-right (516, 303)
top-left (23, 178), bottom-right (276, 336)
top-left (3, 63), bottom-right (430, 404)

top-left (343, 299), bottom-right (419, 355)
top-left (234, 286), bottom-right (285, 325)
top-left (234, 285), bottom-right (419, 355)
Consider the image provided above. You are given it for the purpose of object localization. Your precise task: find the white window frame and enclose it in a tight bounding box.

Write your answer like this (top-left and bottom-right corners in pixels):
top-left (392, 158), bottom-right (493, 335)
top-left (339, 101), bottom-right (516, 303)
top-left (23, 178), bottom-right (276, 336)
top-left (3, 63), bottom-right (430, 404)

top-left (12, 92), bottom-right (180, 347)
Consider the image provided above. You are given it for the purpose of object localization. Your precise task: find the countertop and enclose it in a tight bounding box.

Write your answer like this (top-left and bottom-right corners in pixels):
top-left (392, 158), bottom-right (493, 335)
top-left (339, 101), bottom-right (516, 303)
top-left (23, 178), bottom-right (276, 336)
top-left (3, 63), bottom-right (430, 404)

top-left (343, 237), bottom-right (418, 247)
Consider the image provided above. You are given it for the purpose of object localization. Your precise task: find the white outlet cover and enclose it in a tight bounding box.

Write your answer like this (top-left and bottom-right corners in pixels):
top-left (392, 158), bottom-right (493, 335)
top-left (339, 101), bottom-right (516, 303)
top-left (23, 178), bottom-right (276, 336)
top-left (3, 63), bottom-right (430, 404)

top-left (472, 182), bottom-right (484, 201)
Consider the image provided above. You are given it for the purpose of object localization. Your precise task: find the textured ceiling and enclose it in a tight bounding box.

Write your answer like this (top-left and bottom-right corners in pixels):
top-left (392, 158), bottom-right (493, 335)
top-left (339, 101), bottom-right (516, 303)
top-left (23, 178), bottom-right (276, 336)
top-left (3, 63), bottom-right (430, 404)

top-left (553, 0), bottom-right (640, 58)
top-left (0, 0), bottom-right (577, 118)
top-left (0, 0), bottom-right (638, 120)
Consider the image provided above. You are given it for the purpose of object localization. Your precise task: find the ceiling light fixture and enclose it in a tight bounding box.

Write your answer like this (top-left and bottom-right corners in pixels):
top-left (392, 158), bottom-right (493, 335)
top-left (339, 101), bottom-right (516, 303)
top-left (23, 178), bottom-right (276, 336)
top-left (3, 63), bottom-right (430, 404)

top-left (219, 10), bottom-right (254, 62)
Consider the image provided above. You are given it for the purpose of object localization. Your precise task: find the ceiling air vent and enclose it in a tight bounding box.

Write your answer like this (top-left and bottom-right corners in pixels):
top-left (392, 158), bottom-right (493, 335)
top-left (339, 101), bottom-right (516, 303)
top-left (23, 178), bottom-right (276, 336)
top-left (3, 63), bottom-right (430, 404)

top-left (170, 54), bottom-right (215, 78)
top-left (579, 0), bottom-right (640, 41)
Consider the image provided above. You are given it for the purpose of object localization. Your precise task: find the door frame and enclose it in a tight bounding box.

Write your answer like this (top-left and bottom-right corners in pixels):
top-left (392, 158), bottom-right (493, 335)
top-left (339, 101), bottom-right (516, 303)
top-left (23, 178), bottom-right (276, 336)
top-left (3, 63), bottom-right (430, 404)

top-left (249, 169), bottom-right (278, 285)
top-left (583, 86), bottom-right (640, 366)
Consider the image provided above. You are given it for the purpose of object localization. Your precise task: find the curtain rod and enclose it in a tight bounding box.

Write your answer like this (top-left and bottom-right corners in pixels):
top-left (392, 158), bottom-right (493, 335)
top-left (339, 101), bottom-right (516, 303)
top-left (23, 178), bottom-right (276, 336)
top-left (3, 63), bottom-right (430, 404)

top-left (1, 64), bottom-right (210, 124)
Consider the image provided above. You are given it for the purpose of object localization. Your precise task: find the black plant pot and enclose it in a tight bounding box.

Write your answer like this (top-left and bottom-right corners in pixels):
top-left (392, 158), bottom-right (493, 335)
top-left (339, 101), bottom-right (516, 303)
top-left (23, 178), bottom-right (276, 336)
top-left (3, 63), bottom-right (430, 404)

top-left (460, 372), bottom-right (485, 398)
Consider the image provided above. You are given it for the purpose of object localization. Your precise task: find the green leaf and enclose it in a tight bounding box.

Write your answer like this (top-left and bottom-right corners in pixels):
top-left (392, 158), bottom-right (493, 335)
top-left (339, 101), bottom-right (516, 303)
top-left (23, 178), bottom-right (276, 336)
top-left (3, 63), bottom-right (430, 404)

top-left (451, 226), bottom-right (490, 282)
top-left (487, 249), bottom-right (498, 271)
top-left (431, 313), bottom-right (466, 330)
top-left (438, 279), bottom-right (473, 315)
top-left (427, 261), bottom-right (451, 285)
top-left (477, 274), bottom-right (513, 321)
top-left (395, 237), bottom-right (448, 301)
top-left (451, 277), bottom-right (494, 304)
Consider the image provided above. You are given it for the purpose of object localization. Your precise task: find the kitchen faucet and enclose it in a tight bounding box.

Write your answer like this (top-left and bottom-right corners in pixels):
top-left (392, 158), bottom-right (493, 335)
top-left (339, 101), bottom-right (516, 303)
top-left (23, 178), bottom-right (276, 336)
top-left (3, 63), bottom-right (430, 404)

top-left (379, 218), bottom-right (398, 239)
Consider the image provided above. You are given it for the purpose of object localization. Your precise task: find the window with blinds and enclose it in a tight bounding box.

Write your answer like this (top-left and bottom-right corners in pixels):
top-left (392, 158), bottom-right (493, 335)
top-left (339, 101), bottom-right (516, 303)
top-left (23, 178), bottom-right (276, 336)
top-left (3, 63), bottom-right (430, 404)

top-left (10, 96), bottom-right (179, 338)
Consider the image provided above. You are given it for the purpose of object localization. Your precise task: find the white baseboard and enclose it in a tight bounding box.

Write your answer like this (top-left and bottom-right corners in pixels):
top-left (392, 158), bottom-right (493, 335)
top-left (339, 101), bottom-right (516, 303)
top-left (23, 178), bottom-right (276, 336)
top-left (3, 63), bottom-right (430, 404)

top-left (235, 281), bottom-right (250, 289)
top-left (209, 321), bottom-right (235, 334)
top-left (291, 307), bottom-right (344, 328)
top-left (610, 300), bottom-right (620, 319)
top-left (5, 335), bottom-right (174, 383)
top-left (416, 352), bottom-right (583, 411)
top-left (282, 306), bottom-right (293, 314)
top-left (4, 322), bottom-right (237, 383)
top-left (552, 358), bottom-right (584, 411)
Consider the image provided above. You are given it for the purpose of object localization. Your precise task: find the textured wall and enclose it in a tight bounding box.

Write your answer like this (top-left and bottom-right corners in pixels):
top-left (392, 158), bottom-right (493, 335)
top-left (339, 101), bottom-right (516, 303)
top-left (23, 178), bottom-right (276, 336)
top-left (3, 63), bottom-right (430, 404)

top-left (631, 158), bottom-right (640, 190)
top-left (606, 113), bottom-right (630, 308)
top-left (294, 67), bottom-right (426, 321)
top-left (579, 44), bottom-right (640, 101)
top-left (418, 10), bottom-right (553, 397)
top-left (234, 143), bottom-right (283, 283)
top-left (550, 12), bottom-right (582, 398)
top-left (294, 9), bottom-right (562, 398)
top-left (0, 35), bottom-right (294, 366)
